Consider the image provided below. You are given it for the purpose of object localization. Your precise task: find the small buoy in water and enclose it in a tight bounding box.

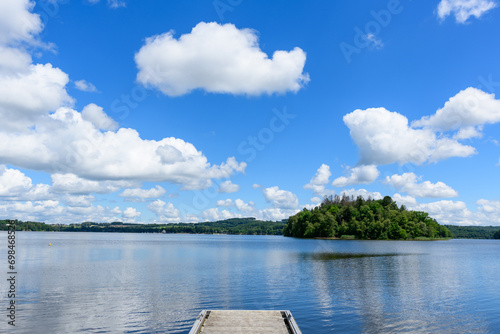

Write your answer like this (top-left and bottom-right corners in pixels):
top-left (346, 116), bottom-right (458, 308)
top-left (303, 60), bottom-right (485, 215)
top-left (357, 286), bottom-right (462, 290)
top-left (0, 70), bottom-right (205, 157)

top-left (49, 243), bottom-right (51, 246)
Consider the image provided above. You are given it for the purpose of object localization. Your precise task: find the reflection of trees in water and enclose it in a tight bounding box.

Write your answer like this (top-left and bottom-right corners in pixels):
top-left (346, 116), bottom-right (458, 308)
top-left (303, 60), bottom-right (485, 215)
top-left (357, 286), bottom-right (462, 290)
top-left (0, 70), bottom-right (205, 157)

top-left (310, 250), bottom-right (488, 333)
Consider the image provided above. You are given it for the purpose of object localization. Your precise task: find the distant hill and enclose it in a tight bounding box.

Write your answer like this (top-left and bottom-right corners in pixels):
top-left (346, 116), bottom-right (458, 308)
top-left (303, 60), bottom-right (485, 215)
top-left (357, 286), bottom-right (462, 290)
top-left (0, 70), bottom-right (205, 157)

top-left (444, 225), bottom-right (500, 239)
top-left (0, 218), bottom-right (285, 235)
top-left (284, 195), bottom-right (452, 240)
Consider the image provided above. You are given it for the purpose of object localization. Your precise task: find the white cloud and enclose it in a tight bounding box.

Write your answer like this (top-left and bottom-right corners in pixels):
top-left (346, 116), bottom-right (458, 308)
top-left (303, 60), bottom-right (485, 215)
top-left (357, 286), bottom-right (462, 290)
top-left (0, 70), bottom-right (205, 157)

top-left (0, 0), bottom-right (43, 45)
top-left (0, 4), bottom-right (245, 193)
top-left (392, 193), bottom-right (418, 207)
top-left (123, 207), bottom-right (141, 219)
top-left (304, 164), bottom-right (335, 196)
top-left (81, 103), bottom-right (118, 131)
top-left (135, 22), bottom-right (309, 96)
top-left (475, 199), bottom-right (500, 225)
top-left (0, 107), bottom-right (246, 190)
top-left (338, 188), bottom-right (382, 200)
top-left (389, 197), bottom-right (500, 226)
top-left (366, 33), bottom-right (383, 49)
top-left (262, 186), bottom-right (299, 210)
top-left (51, 173), bottom-right (138, 194)
top-left (412, 200), bottom-right (473, 225)
top-left (0, 46), bottom-right (32, 74)
top-left (0, 63), bottom-right (72, 132)
top-left (0, 198), bottom-right (125, 225)
top-left (437, 0), bottom-right (496, 23)
top-left (148, 200), bottom-right (180, 222)
top-left (252, 184), bottom-right (262, 189)
top-left (120, 185), bottom-right (166, 201)
top-left (218, 180), bottom-right (240, 193)
top-left (201, 208), bottom-right (241, 221)
top-left (384, 173), bottom-right (459, 198)
top-left (0, 165), bottom-right (51, 200)
top-left (216, 199), bottom-right (233, 207)
top-left (453, 126), bottom-right (483, 140)
top-left (234, 199), bottom-right (255, 214)
top-left (343, 107), bottom-right (476, 166)
top-left (0, 4), bottom-right (70, 133)
top-left (0, 165), bottom-right (32, 195)
top-left (74, 80), bottom-right (98, 92)
top-left (62, 195), bottom-right (95, 208)
top-left (107, 0), bottom-right (126, 8)
top-left (413, 88), bottom-right (500, 132)
top-left (331, 165), bottom-right (379, 187)
top-left (88, 0), bottom-right (126, 8)
top-left (310, 196), bottom-right (322, 204)
top-left (259, 207), bottom-right (297, 221)
top-left (0, 200), bottom-right (63, 222)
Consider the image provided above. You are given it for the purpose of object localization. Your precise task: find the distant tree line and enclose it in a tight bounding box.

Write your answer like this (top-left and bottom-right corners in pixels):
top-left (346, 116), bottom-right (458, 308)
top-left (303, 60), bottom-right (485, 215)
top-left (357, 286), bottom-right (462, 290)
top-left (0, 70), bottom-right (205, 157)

top-left (444, 225), bottom-right (500, 239)
top-left (283, 195), bottom-right (452, 240)
top-left (0, 218), bottom-right (285, 235)
top-left (3, 215), bottom-right (499, 239)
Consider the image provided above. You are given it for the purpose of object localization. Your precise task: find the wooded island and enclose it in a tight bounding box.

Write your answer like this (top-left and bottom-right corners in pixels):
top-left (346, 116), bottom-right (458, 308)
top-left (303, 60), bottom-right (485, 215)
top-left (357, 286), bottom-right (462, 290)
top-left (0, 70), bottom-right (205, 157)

top-left (283, 195), bottom-right (452, 240)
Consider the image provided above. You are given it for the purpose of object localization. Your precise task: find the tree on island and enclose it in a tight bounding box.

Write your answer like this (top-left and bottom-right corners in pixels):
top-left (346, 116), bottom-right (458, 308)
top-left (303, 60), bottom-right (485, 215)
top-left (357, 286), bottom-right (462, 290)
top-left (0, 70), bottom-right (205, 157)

top-left (494, 230), bottom-right (500, 239)
top-left (283, 195), bottom-right (452, 240)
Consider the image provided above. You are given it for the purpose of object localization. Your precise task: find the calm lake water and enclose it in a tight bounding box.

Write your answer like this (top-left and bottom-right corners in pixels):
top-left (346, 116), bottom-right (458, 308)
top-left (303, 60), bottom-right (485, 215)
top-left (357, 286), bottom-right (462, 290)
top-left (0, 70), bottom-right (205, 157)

top-left (1, 232), bottom-right (499, 333)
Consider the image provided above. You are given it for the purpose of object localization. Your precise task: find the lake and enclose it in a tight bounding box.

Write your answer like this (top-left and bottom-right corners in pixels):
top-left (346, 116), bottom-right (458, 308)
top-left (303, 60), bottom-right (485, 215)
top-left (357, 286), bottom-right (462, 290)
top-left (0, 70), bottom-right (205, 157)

top-left (1, 232), bottom-right (499, 333)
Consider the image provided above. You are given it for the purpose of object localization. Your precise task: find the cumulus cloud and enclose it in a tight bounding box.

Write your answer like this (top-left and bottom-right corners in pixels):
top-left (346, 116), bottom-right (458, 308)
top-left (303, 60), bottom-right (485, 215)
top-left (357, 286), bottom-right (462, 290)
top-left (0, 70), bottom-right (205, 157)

top-left (413, 200), bottom-right (473, 225)
top-left (216, 199), bottom-right (233, 207)
top-left (218, 180), bottom-right (240, 193)
top-left (120, 185), bottom-right (166, 201)
top-left (0, 107), bottom-right (246, 189)
top-left (304, 164), bottom-right (335, 196)
top-left (135, 22), bottom-right (309, 96)
top-left (51, 173), bottom-right (138, 194)
top-left (310, 196), bottom-right (322, 204)
top-left (259, 207), bottom-right (297, 221)
top-left (0, 165), bottom-right (51, 200)
top-left (331, 165), bottom-right (379, 187)
top-left (148, 200), bottom-right (180, 222)
top-left (413, 88), bottom-right (500, 133)
top-left (0, 63), bottom-right (73, 132)
top-left (392, 193), bottom-right (418, 207)
top-left (81, 103), bottom-right (118, 131)
top-left (123, 207), bottom-right (141, 220)
top-left (0, 2), bottom-right (245, 194)
top-left (343, 107), bottom-right (476, 166)
top-left (0, 195), bottom-right (126, 225)
top-left (0, 46), bottom-right (32, 74)
top-left (384, 173), bottom-right (459, 198)
top-left (74, 80), bottom-right (98, 92)
top-left (388, 197), bottom-right (500, 226)
top-left (234, 199), bottom-right (256, 214)
top-left (201, 208), bottom-right (241, 221)
top-left (262, 186), bottom-right (299, 210)
top-left (437, 0), bottom-right (496, 23)
top-left (0, 0), bottom-right (43, 45)
top-left (453, 126), bottom-right (483, 140)
top-left (338, 188), bottom-right (382, 200)
top-left (475, 199), bottom-right (500, 225)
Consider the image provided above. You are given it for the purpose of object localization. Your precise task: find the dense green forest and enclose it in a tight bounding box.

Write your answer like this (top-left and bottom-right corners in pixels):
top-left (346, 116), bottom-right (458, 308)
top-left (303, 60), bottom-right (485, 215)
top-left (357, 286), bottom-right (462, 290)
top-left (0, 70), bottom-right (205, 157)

top-left (283, 195), bottom-right (452, 240)
top-left (444, 225), bottom-right (500, 239)
top-left (0, 218), bottom-right (285, 235)
top-left (3, 210), bottom-right (500, 239)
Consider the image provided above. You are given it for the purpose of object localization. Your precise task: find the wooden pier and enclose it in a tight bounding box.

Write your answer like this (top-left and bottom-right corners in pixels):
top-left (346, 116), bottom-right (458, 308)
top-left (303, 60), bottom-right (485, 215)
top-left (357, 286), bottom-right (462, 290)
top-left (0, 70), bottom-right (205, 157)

top-left (189, 310), bottom-right (302, 334)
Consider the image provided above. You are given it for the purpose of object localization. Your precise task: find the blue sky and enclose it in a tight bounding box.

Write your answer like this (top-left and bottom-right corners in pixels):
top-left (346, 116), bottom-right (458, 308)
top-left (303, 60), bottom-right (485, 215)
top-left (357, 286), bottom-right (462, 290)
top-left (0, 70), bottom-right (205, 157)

top-left (1, 0), bottom-right (500, 225)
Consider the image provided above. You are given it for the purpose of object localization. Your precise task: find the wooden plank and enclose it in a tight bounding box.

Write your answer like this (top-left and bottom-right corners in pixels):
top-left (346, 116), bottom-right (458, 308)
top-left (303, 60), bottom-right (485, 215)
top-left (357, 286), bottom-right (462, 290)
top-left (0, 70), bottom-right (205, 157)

top-left (189, 310), bottom-right (302, 334)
